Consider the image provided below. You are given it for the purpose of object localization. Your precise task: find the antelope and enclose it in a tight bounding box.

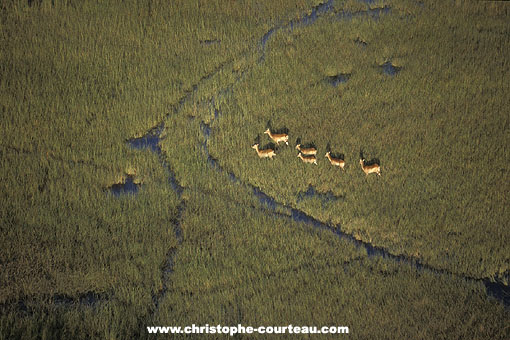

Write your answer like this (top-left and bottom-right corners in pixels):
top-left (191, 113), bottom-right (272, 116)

top-left (297, 153), bottom-right (317, 165)
top-left (252, 143), bottom-right (276, 159)
top-left (360, 158), bottom-right (381, 176)
top-left (325, 151), bottom-right (345, 170)
top-left (295, 144), bottom-right (317, 156)
top-left (264, 128), bottom-right (289, 145)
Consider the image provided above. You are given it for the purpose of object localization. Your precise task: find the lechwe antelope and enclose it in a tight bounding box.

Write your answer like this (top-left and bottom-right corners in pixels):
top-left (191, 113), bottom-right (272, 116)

top-left (325, 151), bottom-right (345, 170)
top-left (359, 158), bottom-right (381, 176)
top-left (264, 128), bottom-right (289, 145)
top-left (295, 144), bottom-right (317, 156)
top-left (297, 153), bottom-right (317, 165)
top-left (252, 143), bottom-right (276, 159)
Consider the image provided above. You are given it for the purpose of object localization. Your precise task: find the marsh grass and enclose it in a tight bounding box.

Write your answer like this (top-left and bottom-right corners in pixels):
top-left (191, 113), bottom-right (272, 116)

top-left (1, 0), bottom-right (328, 337)
top-left (208, 0), bottom-right (510, 280)
top-left (154, 76), bottom-right (509, 339)
top-left (151, 171), bottom-right (509, 339)
top-left (1, 0), bottom-right (509, 338)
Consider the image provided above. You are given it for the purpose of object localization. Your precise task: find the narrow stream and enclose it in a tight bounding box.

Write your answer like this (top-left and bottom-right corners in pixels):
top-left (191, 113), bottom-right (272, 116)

top-left (260, 0), bottom-right (334, 61)
top-left (128, 125), bottom-right (183, 196)
top-left (127, 124), bottom-right (184, 309)
top-left (335, 6), bottom-right (391, 21)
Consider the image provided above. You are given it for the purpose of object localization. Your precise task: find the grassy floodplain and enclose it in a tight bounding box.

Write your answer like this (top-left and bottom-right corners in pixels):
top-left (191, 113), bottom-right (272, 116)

top-left (1, 0), bottom-right (509, 339)
top-left (209, 0), bottom-right (510, 281)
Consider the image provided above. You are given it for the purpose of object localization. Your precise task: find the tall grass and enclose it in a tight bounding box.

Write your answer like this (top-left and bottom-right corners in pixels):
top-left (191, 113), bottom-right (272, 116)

top-left (155, 101), bottom-right (509, 339)
top-left (0, 0), bottom-right (326, 338)
top-left (1, 0), bottom-right (509, 338)
top-left (208, 0), bottom-right (510, 280)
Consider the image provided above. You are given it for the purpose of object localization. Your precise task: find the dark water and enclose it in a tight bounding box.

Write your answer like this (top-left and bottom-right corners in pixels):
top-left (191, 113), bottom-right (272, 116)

top-left (127, 124), bottom-right (163, 152)
top-left (108, 175), bottom-right (140, 196)
top-left (127, 124), bottom-right (183, 195)
top-left (483, 281), bottom-right (510, 306)
top-left (200, 122), bottom-right (221, 170)
top-left (2, 291), bottom-right (108, 314)
top-left (335, 6), bottom-right (391, 21)
top-left (200, 121), bottom-right (211, 138)
top-left (292, 0), bottom-right (335, 27)
top-left (260, 1), bottom-right (391, 64)
top-left (261, 0), bottom-right (335, 48)
top-left (127, 125), bottom-right (184, 310)
top-left (54, 291), bottom-right (106, 307)
top-left (253, 186), bottom-right (277, 210)
top-left (283, 199), bottom-right (510, 307)
top-left (260, 27), bottom-right (277, 52)
top-left (326, 73), bottom-right (351, 86)
top-left (381, 61), bottom-right (401, 76)
top-left (122, 53), bottom-right (237, 311)
top-left (260, 0), bottom-right (334, 61)
top-left (113, 125), bottom-right (163, 196)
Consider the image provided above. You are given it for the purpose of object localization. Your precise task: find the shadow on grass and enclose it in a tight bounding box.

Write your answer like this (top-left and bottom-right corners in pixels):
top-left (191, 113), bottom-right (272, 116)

top-left (360, 149), bottom-right (381, 167)
top-left (297, 184), bottom-right (345, 204)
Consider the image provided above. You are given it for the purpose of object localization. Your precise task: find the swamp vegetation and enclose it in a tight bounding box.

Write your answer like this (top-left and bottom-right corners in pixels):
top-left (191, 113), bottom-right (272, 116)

top-left (0, 0), bottom-right (509, 339)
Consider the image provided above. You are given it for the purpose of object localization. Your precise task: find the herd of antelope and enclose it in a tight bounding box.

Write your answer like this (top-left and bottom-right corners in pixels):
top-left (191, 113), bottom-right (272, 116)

top-left (252, 128), bottom-right (381, 176)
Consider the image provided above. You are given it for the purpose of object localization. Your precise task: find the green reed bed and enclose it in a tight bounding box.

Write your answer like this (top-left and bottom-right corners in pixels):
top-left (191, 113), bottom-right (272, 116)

top-left (207, 0), bottom-right (510, 281)
top-left (151, 174), bottom-right (509, 340)
top-left (151, 87), bottom-right (509, 339)
top-left (1, 0), bottom-right (324, 338)
top-left (1, 0), bottom-right (509, 339)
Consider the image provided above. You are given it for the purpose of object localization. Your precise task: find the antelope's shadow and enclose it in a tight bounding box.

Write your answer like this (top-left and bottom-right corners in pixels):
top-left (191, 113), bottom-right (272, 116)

top-left (360, 149), bottom-right (380, 166)
top-left (326, 143), bottom-right (345, 160)
top-left (266, 120), bottom-right (289, 135)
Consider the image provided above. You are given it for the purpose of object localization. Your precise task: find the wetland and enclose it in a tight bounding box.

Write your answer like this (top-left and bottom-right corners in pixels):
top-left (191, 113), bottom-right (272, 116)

top-left (1, 1), bottom-right (509, 339)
